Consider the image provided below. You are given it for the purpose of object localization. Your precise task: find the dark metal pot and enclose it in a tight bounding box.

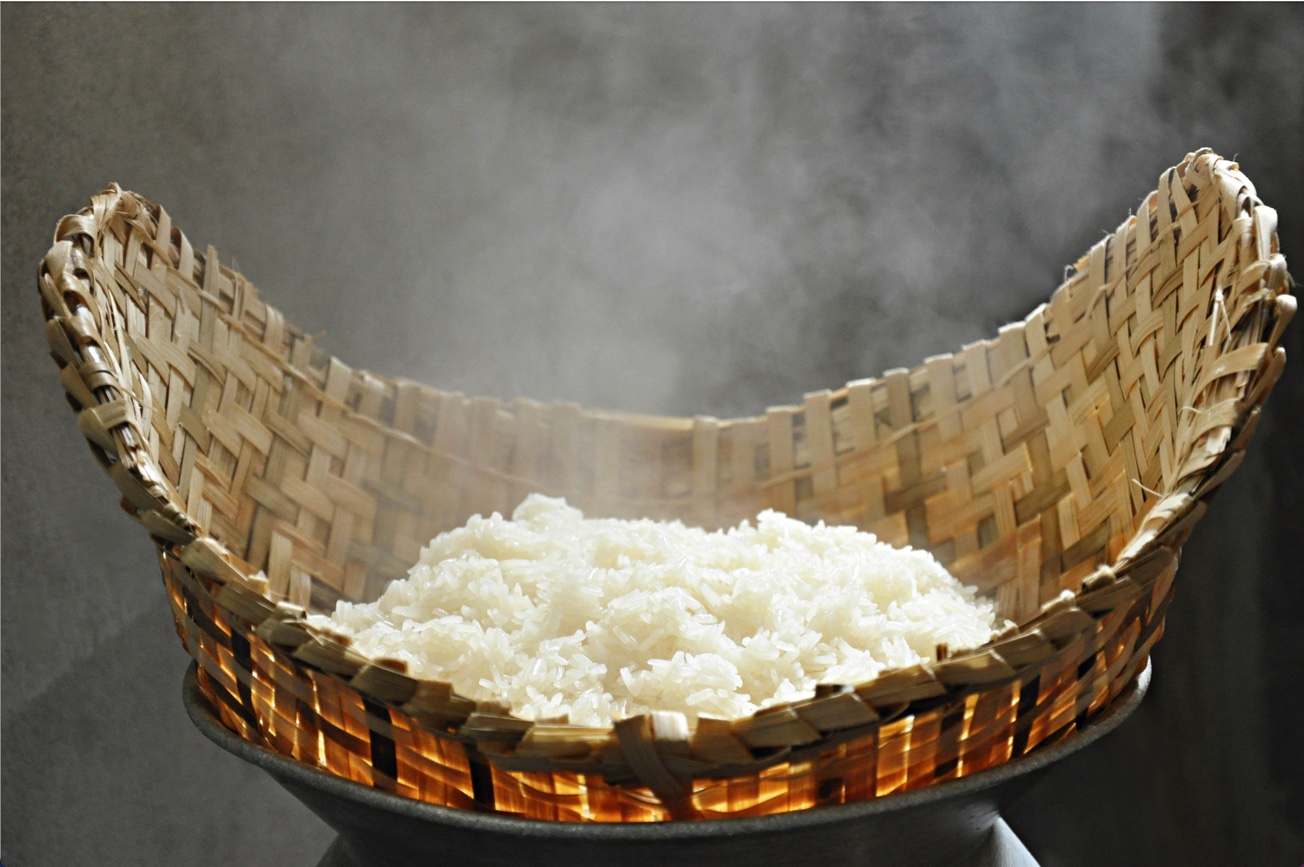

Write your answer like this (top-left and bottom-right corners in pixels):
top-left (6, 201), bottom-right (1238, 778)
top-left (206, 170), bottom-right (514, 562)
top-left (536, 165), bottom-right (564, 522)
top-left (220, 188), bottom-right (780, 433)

top-left (184, 662), bottom-right (1149, 867)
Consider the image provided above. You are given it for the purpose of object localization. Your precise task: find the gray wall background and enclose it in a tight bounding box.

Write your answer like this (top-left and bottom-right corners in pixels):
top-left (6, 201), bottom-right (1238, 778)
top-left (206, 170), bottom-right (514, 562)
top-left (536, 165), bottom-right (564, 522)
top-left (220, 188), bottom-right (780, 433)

top-left (3, 4), bottom-right (1302, 865)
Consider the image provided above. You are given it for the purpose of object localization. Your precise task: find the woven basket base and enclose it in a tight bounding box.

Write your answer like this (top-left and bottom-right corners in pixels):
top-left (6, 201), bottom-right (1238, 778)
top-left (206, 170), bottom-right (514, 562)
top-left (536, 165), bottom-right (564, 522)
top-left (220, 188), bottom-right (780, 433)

top-left (185, 658), bottom-right (1149, 862)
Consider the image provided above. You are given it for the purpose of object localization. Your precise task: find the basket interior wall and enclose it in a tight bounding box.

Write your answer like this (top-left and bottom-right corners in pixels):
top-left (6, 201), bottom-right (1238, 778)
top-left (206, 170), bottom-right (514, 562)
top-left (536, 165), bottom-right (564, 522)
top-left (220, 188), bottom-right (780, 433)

top-left (45, 151), bottom-right (1282, 626)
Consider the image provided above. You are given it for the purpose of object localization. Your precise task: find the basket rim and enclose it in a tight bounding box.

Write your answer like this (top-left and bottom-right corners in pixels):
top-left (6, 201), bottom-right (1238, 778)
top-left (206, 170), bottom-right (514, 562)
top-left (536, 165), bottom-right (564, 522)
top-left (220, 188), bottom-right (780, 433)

top-left (40, 148), bottom-right (1294, 797)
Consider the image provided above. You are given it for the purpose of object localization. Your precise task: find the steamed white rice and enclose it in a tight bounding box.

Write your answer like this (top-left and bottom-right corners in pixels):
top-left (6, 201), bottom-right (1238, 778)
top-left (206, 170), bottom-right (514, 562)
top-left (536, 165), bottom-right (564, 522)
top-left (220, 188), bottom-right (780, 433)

top-left (310, 494), bottom-right (1001, 727)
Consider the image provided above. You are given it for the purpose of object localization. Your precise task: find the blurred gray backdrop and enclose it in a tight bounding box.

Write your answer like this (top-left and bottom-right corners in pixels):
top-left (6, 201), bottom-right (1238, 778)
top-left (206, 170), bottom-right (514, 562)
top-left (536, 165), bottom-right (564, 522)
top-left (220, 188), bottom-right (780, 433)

top-left (3, 4), bottom-right (1302, 866)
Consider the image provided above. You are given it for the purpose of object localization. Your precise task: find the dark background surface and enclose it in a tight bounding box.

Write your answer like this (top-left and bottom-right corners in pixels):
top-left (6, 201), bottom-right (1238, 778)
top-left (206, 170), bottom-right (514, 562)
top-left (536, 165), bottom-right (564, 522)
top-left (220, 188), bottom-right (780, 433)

top-left (3, 5), bottom-right (1301, 865)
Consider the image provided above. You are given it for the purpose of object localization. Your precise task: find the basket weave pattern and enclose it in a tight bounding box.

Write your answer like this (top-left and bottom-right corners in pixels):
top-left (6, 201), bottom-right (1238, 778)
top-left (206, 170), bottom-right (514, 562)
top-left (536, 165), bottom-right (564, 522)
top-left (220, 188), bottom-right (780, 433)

top-left (40, 150), bottom-right (1292, 821)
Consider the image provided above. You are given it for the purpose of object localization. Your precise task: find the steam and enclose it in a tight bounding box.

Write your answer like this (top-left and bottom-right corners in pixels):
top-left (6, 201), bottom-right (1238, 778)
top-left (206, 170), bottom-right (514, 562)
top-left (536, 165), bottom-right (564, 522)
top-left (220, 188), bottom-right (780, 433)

top-left (228, 5), bottom-right (1274, 419)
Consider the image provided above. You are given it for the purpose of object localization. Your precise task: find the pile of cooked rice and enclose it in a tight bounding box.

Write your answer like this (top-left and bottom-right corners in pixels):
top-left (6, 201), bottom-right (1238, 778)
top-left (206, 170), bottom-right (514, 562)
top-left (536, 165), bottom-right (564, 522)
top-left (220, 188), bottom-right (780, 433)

top-left (311, 494), bottom-right (1001, 727)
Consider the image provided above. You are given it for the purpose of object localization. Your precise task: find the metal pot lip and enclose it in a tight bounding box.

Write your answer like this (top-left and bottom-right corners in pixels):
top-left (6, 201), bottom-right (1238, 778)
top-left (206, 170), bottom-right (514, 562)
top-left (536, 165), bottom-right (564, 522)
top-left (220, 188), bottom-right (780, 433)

top-left (184, 660), bottom-right (1149, 839)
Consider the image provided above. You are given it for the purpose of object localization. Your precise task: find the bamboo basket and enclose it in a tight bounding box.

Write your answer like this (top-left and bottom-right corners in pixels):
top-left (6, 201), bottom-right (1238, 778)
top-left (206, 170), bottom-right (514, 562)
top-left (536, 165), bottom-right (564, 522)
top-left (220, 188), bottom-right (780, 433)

top-left (40, 149), bottom-right (1292, 823)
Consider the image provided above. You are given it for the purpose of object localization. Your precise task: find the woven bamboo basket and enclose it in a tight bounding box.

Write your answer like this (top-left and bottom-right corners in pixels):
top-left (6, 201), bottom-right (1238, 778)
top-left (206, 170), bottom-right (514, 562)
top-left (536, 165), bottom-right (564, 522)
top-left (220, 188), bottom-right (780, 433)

top-left (40, 149), bottom-right (1292, 823)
